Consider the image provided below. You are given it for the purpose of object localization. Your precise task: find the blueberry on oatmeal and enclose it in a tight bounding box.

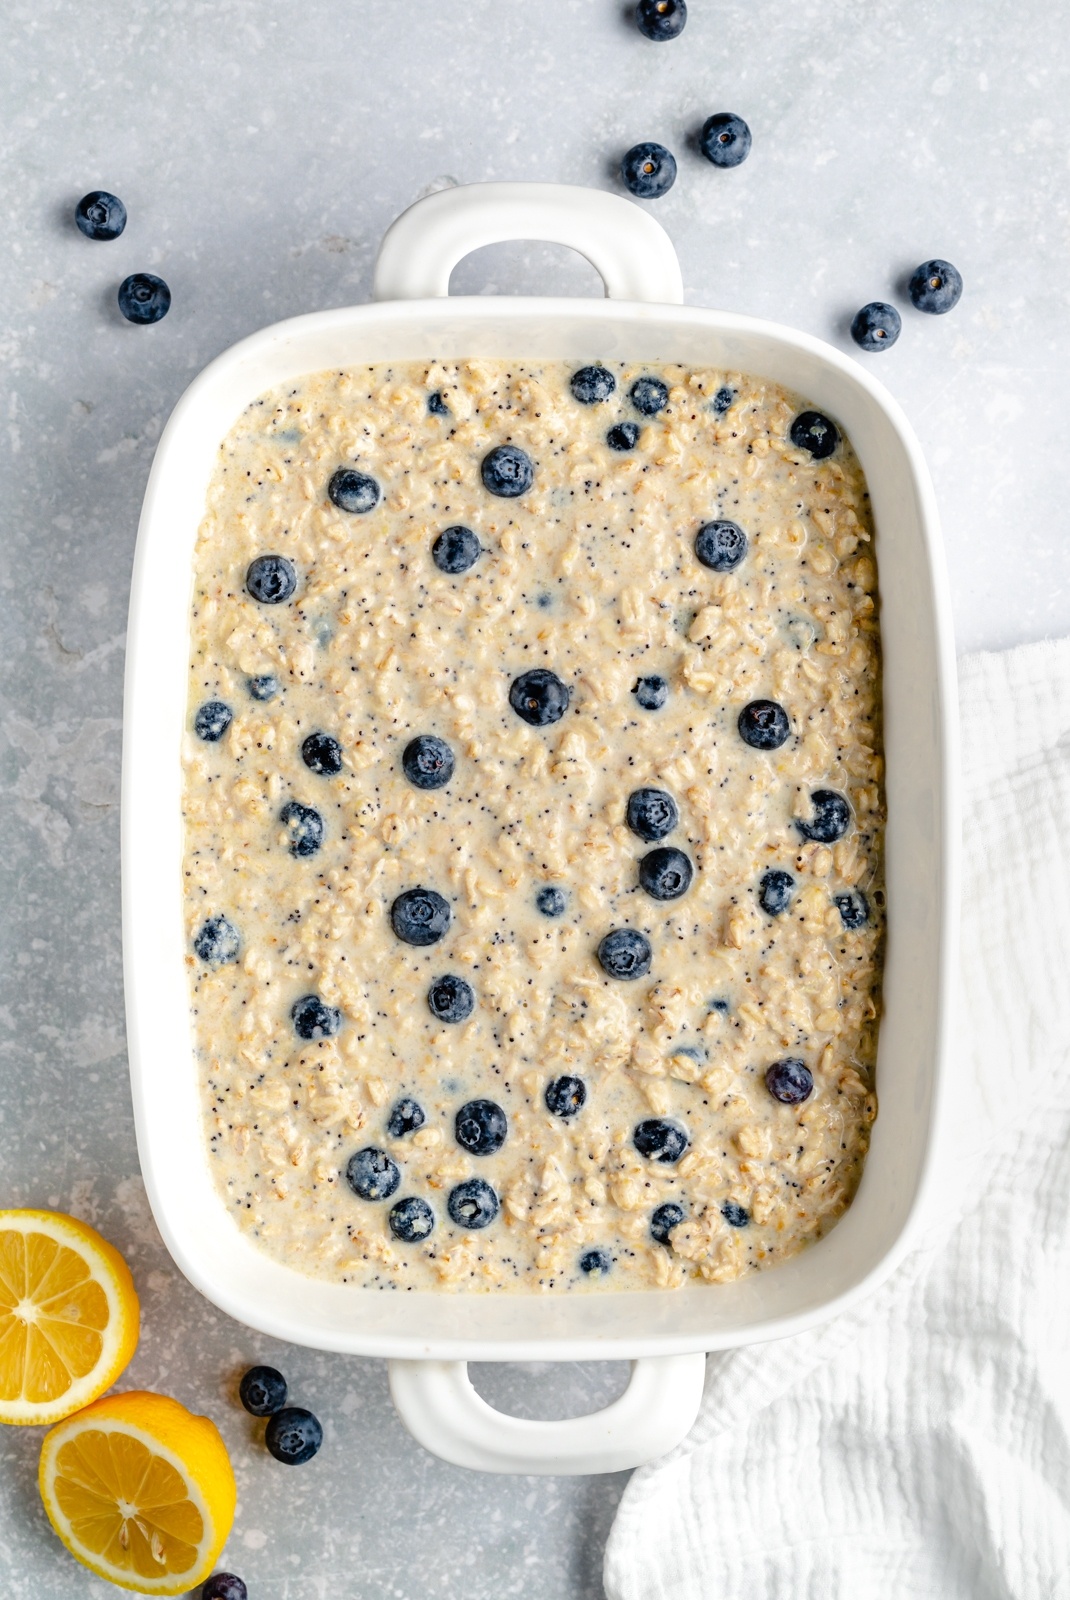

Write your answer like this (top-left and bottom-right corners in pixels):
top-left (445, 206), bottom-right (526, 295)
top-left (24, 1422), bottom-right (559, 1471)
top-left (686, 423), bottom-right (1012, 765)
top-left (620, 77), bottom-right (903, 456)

top-left (264, 1407), bottom-right (322, 1465)
top-left (75, 190), bottom-right (127, 240)
top-left (454, 1099), bottom-right (507, 1156)
top-left (427, 973), bottom-right (475, 1023)
top-left (390, 887), bottom-right (451, 946)
top-left (651, 1202), bottom-right (686, 1245)
top-left (402, 734), bottom-right (455, 789)
top-left (694, 519), bottom-right (748, 572)
top-left (481, 444), bottom-right (534, 497)
top-left (328, 467), bottom-right (381, 514)
top-left (834, 889), bottom-right (869, 929)
top-left (626, 787), bottom-right (678, 842)
top-left (597, 927), bottom-right (653, 981)
top-left (737, 699), bottom-right (791, 750)
top-left (796, 789), bottom-right (850, 843)
top-left (545, 1075), bottom-right (587, 1119)
top-left (633, 1119), bottom-right (689, 1163)
top-left (345, 1146), bottom-right (401, 1201)
top-left (509, 668), bottom-right (570, 726)
top-left (570, 365), bottom-right (616, 404)
top-left (607, 421), bottom-right (641, 451)
top-left (700, 112), bottom-right (752, 168)
top-left (448, 1178), bottom-right (499, 1229)
top-left (721, 1201), bottom-right (750, 1228)
top-left (621, 141), bottom-right (677, 200)
top-left (765, 1058), bottom-right (814, 1105)
top-left (790, 410), bottom-right (839, 459)
top-left (279, 799), bottom-right (324, 857)
top-left (635, 0), bottom-right (686, 40)
top-left (432, 524), bottom-right (481, 574)
top-left (247, 674), bottom-right (279, 701)
top-left (387, 1097), bottom-right (426, 1138)
top-left (630, 376), bottom-right (669, 415)
top-left (535, 885), bottom-right (567, 917)
top-left (580, 1249), bottom-right (612, 1277)
top-left (238, 1366), bottom-right (287, 1417)
top-left (291, 994), bottom-right (342, 1040)
top-left (638, 846), bottom-right (694, 900)
top-left (389, 1196), bottom-right (435, 1242)
top-left (758, 868), bottom-right (795, 917)
top-left (246, 553), bottom-right (297, 604)
top-left (427, 390), bottom-right (450, 415)
top-left (711, 385), bottom-right (735, 414)
top-left (633, 674), bottom-right (668, 710)
top-left (193, 915), bottom-right (240, 965)
top-left (301, 731), bottom-right (343, 776)
top-left (908, 258), bottom-right (963, 315)
top-left (194, 701), bottom-right (232, 742)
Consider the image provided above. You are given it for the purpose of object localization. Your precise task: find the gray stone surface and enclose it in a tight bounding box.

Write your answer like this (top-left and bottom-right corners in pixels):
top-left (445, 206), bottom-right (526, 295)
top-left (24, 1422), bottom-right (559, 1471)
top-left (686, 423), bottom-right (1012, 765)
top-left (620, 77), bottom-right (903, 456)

top-left (0, 0), bottom-right (1066, 1595)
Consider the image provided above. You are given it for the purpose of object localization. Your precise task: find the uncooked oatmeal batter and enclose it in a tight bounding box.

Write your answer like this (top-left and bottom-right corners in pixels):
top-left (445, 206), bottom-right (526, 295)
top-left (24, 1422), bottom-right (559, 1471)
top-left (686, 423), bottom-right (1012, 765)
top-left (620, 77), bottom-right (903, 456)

top-left (182, 359), bottom-right (883, 1293)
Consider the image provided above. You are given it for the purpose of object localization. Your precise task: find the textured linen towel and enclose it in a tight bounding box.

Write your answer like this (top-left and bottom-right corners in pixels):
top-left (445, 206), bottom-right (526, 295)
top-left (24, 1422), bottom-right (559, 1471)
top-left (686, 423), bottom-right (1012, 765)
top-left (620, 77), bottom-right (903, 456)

top-left (604, 638), bottom-right (1070, 1600)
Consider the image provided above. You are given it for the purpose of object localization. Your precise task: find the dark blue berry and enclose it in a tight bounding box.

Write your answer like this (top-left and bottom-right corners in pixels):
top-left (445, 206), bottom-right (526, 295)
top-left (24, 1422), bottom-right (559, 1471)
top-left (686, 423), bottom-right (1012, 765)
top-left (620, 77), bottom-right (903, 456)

top-left (201, 1575), bottom-right (248, 1600)
top-left (796, 789), bottom-right (850, 843)
top-left (535, 885), bottom-right (567, 917)
top-left (238, 1365), bottom-right (287, 1417)
top-left (765, 1058), bottom-right (813, 1105)
top-left (246, 554), bottom-right (297, 604)
top-left (651, 1201), bottom-right (686, 1245)
top-left (834, 890), bottom-right (869, 929)
top-left (738, 700), bottom-right (791, 750)
top-left (390, 887), bottom-right (451, 947)
top-left (448, 1178), bottom-right (499, 1230)
top-left (626, 787), bottom-right (678, 842)
top-left (432, 525), bottom-right (481, 573)
top-left (579, 1248), bottom-right (612, 1276)
top-left (301, 732), bottom-right (343, 776)
top-left (607, 421), bottom-right (641, 451)
top-left (427, 974), bottom-right (475, 1023)
top-left (695, 519), bottom-right (747, 572)
top-left (345, 1146), bottom-right (401, 1201)
top-left (328, 467), bottom-right (381, 514)
top-left (597, 927), bottom-right (652, 981)
top-left (427, 391), bottom-right (450, 416)
top-left (402, 734), bottom-right (455, 789)
top-left (118, 273), bottom-right (171, 324)
top-left (621, 142), bottom-right (677, 199)
top-left (633, 674), bottom-right (668, 711)
top-left (633, 1118), bottom-right (689, 1163)
top-left (389, 1196), bottom-right (435, 1242)
top-left (570, 366), bottom-right (616, 404)
top-left (454, 1099), bottom-right (507, 1156)
top-left (279, 799), bottom-right (324, 858)
top-left (247, 674), bottom-right (279, 701)
top-left (721, 1201), bottom-right (750, 1228)
top-left (193, 915), bottom-right (240, 965)
top-left (630, 376), bottom-right (669, 415)
top-left (194, 701), bottom-right (232, 742)
top-left (545, 1075), bottom-right (587, 1119)
top-left (291, 993), bottom-right (342, 1041)
top-left (851, 301), bottom-right (902, 352)
top-left (386, 1098), bottom-right (425, 1138)
top-left (758, 869), bottom-right (795, 917)
top-left (711, 385), bottom-right (735, 414)
top-left (639, 846), bottom-right (693, 900)
top-left (635, 0), bottom-right (686, 40)
top-left (75, 190), bottom-right (127, 241)
top-left (265, 1407), bottom-right (322, 1466)
top-left (509, 668), bottom-right (570, 727)
top-left (908, 259), bottom-right (963, 315)
top-left (481, 445), bottom-right (534, 497)
top-left (700, 113), bottom-right (751, 168)
top-left (789, 410), bottom-right (839, 459)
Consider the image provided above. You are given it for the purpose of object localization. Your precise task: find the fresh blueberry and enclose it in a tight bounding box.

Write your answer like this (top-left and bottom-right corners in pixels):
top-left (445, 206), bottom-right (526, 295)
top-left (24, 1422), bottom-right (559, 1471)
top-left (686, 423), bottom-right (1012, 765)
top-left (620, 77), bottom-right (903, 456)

top-left (737, 699), bottom-right (791, 750)
top-left (509, 668), bottom-right (570, 727)
top-left (194, 701), bottom-right (232, 742)
top-left (635, 0), bottom-right (686, 40)
top-left (193, 915), bottom-right (240, 965)
top-left (796, 789), bottom-right (850, 843)
top-left (481, 444), bottom-right (534, 497)
top-left (651, 1201), bottom-right (686, 1245)
top-left (390, 887), bottom-right (451, 947)
top-left (607, 421), bottom-right (641, 451)
top-left (721, 1201), bottom-right (750, 1228)
top-left (427, 974), bottom-right (475, 1023)
top-left (389, 1196), bottom-right (435, 1242)
top-left (535, 885), bottom-right (567, 917)
top-left (570, 366), bottom-right (616, 404)
top-left (545, 1075), bottom-right (587, 1119)
top-left (402, 734), bottom-right (455, 789)
top-left (345, 1146), bottom-right (401, 1201)
top-left (633, 1118), bottom-right (689, 1163)
top-left (246, 553), bottom-right (297, 604)
top-left (201, 1575), bottom-right (248, 1600)
top-left (579, 1248), bottom-right (612, 1277)
top-left (454, 1099), bottom-right (507, 1156)
top-left (630, 376), bottom-right (669, 415)
top-left (765, 1058), bottom-right (814, 1105)
top-left (427, 391), bottom-right (450, 416)
top-left (908, 258), bottom-right (963, 315)
top-left (633, 674), bottom-right (668, 710)
top-left (700, 112), bottom-right (752, 168)
top-left (386, 1098), bottom-right (426, 1138)
top-left (247, 674), bottom-right (279, 701)
top-left (291, 994), bottom-right (342, 1041)
top-left (328, 467), bottom-right (381, 514)
top-left (758, 869), bottom-right (795, 917)
top-left (711, 385), bottom-right (735, 415)
top-left (626, 787), bottom-right (678, 842)
top-left (264, 1407), bottom-right (322, 1466)
top-left (279, 799), bottom-right (324, 858)
top-left (597, 927), bottom-right (653, 981)
top-left (789, 410), bottom-right (839, 459)
top-left (447, 1177), bottom-right (499, 1230)
top-left (432, 524), bottom-right (482, 573)
top-left (75, 190), bottom-right (127, 241)
top-left (834, 889), bottom-right (869, 929)
top-left (301, 732), bottom-right (343, 776)
top-left (621, 142), bottom-right (677, 199)
top-left (851, 301), bottom-right (902, 352)
top-left (118, 272), bottom-right (171, 324)
top-left (695, 519), bottom-right (748, 572)
top-left (639, 846), bottom-right (694, 901)
top-left (238, 1365), bottom-right (287, 1417)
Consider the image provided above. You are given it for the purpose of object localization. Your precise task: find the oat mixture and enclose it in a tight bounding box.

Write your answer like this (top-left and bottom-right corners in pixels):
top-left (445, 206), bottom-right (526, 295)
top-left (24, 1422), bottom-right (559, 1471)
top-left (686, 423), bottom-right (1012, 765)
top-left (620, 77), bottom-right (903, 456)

top-left (182, 359), bottom-right (883, 1294)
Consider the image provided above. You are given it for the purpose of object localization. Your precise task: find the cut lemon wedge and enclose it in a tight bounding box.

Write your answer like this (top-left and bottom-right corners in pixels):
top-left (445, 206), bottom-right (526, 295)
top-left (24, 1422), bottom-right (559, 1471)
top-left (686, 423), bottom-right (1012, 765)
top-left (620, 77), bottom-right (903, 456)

top-left (39, 1389), bottom-right (237, 1595)
top-left (0, 1208), bottom-right (139, 1425)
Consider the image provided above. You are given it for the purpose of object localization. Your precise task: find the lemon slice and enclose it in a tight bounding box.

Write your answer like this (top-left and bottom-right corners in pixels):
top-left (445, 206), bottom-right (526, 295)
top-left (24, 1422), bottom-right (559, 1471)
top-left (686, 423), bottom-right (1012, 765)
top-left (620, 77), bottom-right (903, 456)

top-left (39, 1389), bottom-right (237, 1595)
top-left (0, 1208), bottom-right (139, 1426)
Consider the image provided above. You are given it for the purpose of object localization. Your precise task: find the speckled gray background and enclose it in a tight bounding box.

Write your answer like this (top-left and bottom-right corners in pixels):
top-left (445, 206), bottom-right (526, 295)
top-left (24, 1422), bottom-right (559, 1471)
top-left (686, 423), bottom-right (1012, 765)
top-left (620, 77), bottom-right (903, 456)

top-left (1, 1), bottom-right (1067, 1595)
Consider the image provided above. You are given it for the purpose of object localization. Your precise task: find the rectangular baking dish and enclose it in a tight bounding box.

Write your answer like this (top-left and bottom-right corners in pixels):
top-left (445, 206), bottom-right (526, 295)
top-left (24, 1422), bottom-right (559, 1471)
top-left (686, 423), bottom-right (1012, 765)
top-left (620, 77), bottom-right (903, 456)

top-left (123, 183), bottom-right (958, 1474)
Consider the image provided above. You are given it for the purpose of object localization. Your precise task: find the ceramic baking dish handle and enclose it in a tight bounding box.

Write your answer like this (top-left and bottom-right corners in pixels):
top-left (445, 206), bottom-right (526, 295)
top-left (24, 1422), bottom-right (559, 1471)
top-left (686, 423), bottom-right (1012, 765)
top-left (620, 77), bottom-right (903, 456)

top-left (372, 181), bottom-right (684, 305)
top-left (387, 1352), bottom-right (705, 1475)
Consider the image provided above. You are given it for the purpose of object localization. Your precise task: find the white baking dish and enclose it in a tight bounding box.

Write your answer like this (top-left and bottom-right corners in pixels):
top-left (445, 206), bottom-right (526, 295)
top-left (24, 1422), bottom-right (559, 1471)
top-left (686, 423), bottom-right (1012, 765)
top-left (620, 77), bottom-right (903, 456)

top-left (123, 183), bottom-right (958, 1475)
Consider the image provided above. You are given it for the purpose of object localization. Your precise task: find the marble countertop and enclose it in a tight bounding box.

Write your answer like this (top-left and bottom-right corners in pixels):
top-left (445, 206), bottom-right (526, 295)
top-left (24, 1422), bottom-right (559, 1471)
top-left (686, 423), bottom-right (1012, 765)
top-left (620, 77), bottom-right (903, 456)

top-left (1, 1), bottom-right (1066, 1596)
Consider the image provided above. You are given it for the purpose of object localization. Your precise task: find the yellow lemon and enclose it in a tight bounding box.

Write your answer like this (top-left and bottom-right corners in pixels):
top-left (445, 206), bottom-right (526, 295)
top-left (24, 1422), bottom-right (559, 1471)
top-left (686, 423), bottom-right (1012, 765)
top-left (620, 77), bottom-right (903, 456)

top-left (39, 1389), bottom-right (237, 1595)
top-left (0, 1208), bottom-right (139, 1426)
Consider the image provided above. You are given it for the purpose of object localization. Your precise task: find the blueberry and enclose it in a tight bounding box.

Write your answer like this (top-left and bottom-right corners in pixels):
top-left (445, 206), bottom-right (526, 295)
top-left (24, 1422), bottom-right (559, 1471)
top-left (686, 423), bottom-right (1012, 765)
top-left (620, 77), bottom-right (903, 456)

top-left (118, 272), bottom-right (171, 324)
top-left (626, 787), bottom-right (678, 842)
top-left (607, 421), bottom-right (641, 451)
top-left (651, 1201), bottom-right (686, 1245)
top-left (535, 885), bottom-right (567, 917)
top-left (633, 1118), bottom-right (689, 1163)
top-left (570, 365), bottom-right (616, 404)
top-left (264, 1407), bottom-right (323, 1466)
top-left (700, 113), bottom-right (752, 168)
top-left (630, 376), bottom-right (669, 415)
top-left (789, 410), bottom-right (839, 459)
top-left (238, 1365), bottom-right (287, 1418)
top-left (737, 699), bottom-right (791, 750)
top-left (390, 887), bottom-right (451, 947)
top-left (402, 734), bottom-right (455, 789)
top-left (432, 524), bottom-right (482, 573)
top-left (597, 927), bottom-right (653, 981)
top-left (834, 889), bottom-right (869, 929)
top-left (908, 258), bottom-right (963, 315)
top-left (389, 1196), bottom-right (435, 1242)
top-left (193, 701), bottom-right (232, 742)
top-left (291, 994), bottom-right (342, 1041)
top-left (328, 467), bottom-right (381, 514)
top-left (201, 1576), bottom-right (248, 1600)
top-left (633, 674), bottom-right (668, 710)
top-left (621, 142), bottom-right (677, 200)
top-left (579, 1248), bottom-right (612, 1277)
top-left (246, 553), bottom-right (297, 604)
top-left (427, 974), bottom-right (475, 1023)
top-left (279, 799), bottom-right (324, 858)
top-left (387, 1098), bottom-right (425, 1138)
top-left (301, 731), bottom-right (343, 776)
top-left (75, 190), bottom-right (127, 241)
top-left (481, 444), bottom-right (534, 497)
top-left (796, 788), bottom-right (850, 843)
top-left (454, 1099), bottom-right (507, 1156)
top-left (635, 0), bottom-right (687, 40)
top-left (711, 385), bottom-right (735, 415)
top-left (545, 1075), bottom-right (587, 1119)
top-left (765, 1058), bottom-right (814, 1105)
top-left (639, 846), bottom-right (694, 901)
top-left (721, 1201), bottom-right (750, 1228)
top-left (447, 1177), bottom-right (499, 1230)
top-left (758, 868), bottom-right (795, 917)
top-left (193, 915), bottom-right (240, 966)
top-left (427, 391), bottom-right (450, 416)
top-left (345, 1146), bottom-right (401, 1201)
top-left (509, 668), bottom-right (570, 727)
top-left (851, 301), bottom-right (902, 352)
top-left (247, 674), bottom-right (279, 701)
top-left (695, 519), bottom-right (748, 572)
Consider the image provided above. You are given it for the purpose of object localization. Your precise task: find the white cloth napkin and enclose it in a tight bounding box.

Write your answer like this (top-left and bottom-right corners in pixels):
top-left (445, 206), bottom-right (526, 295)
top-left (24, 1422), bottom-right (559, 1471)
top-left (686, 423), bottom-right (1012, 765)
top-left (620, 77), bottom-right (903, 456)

top-left (605, 638), bottom-right (1070, 1600)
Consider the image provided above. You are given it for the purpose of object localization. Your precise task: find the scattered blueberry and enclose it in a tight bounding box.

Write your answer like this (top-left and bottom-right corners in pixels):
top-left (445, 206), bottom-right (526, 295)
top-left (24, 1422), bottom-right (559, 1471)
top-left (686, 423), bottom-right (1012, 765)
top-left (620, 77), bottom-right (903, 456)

top-left (633, 674), bottom-right (668, 711)
top-left (633, 1118), bottom-right (689, 1163)
top-left (597, 927), bottom-right (653, 981)
top-left (621, 141), bottom-right (677, 199)
top-left (651, 1201), bottom-right (686, 1245)
top-left (246, 553), bottom-right (297, 604)
top-left (765, 1058), bottom-right (814, 1105)
top-left (201, 1575), bottom-right (248, 1600)
top-left (448, 1178), bottom-right (500, 1230)
top-left (402, 734), bottom-right (455, 789)
top-left (193, 701), bottom-right (232, 743)
top-left (432, 524), bottom-right (481, 574)
top-left (427, 391), bottom-right (450, 415)
top-left (328, 467), bottom-right (381, 514)
top-left (75, 190), bottom-right (127, 241)
top-left (291, 994), bottom-right (342, 1041)
top-left (427, 974), bottom-right (475, 1023)
top-left (481, 444), bottom-right (534, 497)
top-left (301, 731), bottom-right (343, 776)
top-left (711, 385), bottom-right (735, 415)
top-left (635, 0), bottom-right (686, 40)
top-left (238, 1366), bottom-right (287, 1418)
top-left (509, 668), bottom-right (570, 727)
top-left (279, 799), bottom-right (324, 858)
top-left (721, 1201), bottom-right (750, 1228)
top-left (247, 674), bottom-right (279, 701)
top-left (695, 519), bottom-right (748, 572)
top-left (570, 366), bottom-right (616, 404)
top-left (737, 699), bottom-right (791, 750)
top-left (851, 301), bottom-right (902, 352)
top-left (834, 889), bottom-right (869, 929)
top-left (455, 1099), bottom-right (507, 1156)
top-left (193, 915), bottom-right (240, 966)
top-left (535, 885), bottom-right (567, 918)
top-left (389, 1196), bottom-right (435, 1242)
top-left (630, 376), bottom-right (669, 415)
top-left (789, 410), bottom-right (839, 459)
top-left (700, 113), bottom-right (752, 168)
top-left (345, 1146), bottom-right (401, 1201)
top-left (390, 887), bottom-right (451, 946)
top-left (545, 1075), bottom-right (587, 1119)
top-left (626, 786), bottom-right (678, 842)
top-left (118, 272), bottom-right (171, 324)
top-left (639, 846), bottom-right (694, 901)
top-left (796, 789), bottom-right (850, 843)
top-left (758, 869), bottom-right (795, 917)
top-left (579, 1248), bottom-right (612, 1277)
top-left (908, 258), bottom-right (963, 315)
top-left (607, 421), bottom-right (641, 451)
top-left (265, 1407), bottom-right (323, 1466)
top-left (387, 1098), bottom-right (426, 1138)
